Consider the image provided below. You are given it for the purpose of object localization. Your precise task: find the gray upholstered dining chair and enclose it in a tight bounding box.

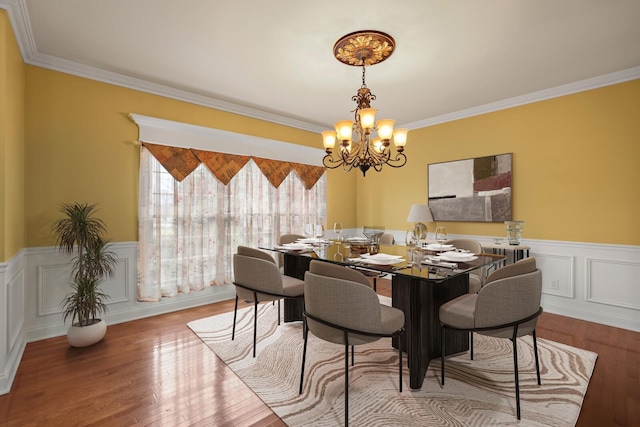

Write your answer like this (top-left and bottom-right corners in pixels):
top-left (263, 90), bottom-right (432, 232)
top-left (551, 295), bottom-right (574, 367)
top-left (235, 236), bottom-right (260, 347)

top-left (300, 260), bottom-right (405, 426)
top-left (277, 233), bottom-right (305, 269)
top-left (446, 238), bottom-right (485, 293)
top-left (379, 232), bottom-right (395, 245)
top-left (439, 257), bottom-right (542, 420)
top-left (232, 246), bottom-right (305, 357)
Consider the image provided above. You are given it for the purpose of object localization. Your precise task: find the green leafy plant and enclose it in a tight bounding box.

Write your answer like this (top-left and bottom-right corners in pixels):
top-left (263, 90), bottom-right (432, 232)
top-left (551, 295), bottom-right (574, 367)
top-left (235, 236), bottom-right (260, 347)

top-left (51, 202), bottom-right (118, 326)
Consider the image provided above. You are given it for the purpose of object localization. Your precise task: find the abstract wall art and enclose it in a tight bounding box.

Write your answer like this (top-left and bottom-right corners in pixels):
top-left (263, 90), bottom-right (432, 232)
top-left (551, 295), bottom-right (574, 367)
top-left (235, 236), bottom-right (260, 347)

top-left (428, 153), bottom-right (512, 222)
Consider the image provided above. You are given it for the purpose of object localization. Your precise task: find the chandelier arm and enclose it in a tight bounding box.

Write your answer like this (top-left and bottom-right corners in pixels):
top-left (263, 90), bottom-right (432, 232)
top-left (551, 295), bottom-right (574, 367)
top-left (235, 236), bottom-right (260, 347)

top-left (323, 154), bottom-right (347, 169)
top-left (384, 152), bottom-right (408, 168)
top-left (365, 145), bottom-right (390, 164)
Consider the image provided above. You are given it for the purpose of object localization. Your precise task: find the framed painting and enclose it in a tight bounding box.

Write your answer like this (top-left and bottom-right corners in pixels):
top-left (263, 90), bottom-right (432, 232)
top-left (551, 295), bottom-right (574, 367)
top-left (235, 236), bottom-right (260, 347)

top-left (428, 153), bottom-right (512, 222)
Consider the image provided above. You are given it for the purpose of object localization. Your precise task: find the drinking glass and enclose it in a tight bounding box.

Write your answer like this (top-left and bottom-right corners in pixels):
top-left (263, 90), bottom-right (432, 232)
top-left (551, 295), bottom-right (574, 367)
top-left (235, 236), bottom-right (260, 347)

top-left (435, 227), bottom-right (448, 248)
top-left (405, 228), bottom-right (419, 266)
top-left (303, 223), bottom-right (314, 238)
top-left (314, 224), bottom-right (325, 238)
top-left (333, 222), bottom-right (343, 242)
top-left (405, 228), bottom-right (418, 248)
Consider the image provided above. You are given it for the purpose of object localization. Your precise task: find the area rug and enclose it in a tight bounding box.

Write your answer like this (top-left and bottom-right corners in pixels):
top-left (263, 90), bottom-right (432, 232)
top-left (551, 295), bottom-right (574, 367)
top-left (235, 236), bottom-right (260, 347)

top-left (188, 298), bottom-right (597, 426)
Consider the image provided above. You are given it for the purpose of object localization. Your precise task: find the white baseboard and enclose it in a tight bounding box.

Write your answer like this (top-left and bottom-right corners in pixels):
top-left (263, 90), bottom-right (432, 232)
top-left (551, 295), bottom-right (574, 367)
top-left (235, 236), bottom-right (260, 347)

top-left (25, 285), bottom-right (236, 342)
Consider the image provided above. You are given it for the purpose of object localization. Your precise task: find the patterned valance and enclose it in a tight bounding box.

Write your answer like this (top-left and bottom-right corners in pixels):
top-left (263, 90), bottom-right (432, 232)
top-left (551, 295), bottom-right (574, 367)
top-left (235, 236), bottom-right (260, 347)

top-left (142, 142), bottom-right (325, 189)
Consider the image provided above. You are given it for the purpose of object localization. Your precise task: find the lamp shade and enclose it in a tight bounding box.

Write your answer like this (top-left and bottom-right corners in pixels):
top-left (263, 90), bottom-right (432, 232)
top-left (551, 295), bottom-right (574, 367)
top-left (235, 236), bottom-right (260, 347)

top-left (321, 130), bottom-right (336, 149)
top-left (406, 204), bottom-right (434, 223)
top-left (358, 108), bottom-right (377, 130)
top-left (393, 128), bottom-right (409, 147)
top-left (335, 120), bottom-right (353, 141)
top-left (377, 119), bottom-right (395, 140)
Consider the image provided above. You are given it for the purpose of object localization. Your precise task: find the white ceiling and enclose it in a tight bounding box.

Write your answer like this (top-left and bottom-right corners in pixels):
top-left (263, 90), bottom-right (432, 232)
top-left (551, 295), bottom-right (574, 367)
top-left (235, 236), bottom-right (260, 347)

top-left (4, 0), bottom-right (640, 133)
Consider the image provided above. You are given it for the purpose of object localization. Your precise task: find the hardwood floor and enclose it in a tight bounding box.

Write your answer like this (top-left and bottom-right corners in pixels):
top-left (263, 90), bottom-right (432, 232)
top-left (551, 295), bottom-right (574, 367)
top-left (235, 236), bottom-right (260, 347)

top-left (1, 280), bottom-right (638, 426)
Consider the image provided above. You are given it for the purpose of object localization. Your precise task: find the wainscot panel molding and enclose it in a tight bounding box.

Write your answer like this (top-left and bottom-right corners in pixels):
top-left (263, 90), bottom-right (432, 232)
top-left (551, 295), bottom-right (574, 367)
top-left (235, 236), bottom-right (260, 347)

top-left (24, 243), bottom-right (235, 343)
top-left (372, 231), bottom-right (640, 333)
top-left (0, 250), bottom-right (27, 395)
top-left (469, 235), bottom-right (639, 333)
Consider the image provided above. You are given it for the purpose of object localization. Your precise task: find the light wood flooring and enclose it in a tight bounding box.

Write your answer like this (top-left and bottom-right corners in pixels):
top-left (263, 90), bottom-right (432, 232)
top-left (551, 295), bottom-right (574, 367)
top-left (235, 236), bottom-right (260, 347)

top-left (1, 280), bottom-right (638, 426)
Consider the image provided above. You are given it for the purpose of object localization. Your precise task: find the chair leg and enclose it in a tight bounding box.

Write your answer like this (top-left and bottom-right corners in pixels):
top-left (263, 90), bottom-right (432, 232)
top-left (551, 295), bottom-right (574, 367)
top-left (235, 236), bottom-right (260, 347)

top-left (470, 331), bottom-right (474, 360)
top-left (533, 329), bottom-right (541, 385)
top-left (373, 277), bottom-right (377, 292)
top-left (232, 295), bottom-right (238, 340)
top-left (253, 293), bottom-right (258, 358)
top-left (344, 331), bottom-right (349, 427)
top-left (441, 325), bottom-right (446, 386)
top-left (277, 299), bottom-right (281, 325)
top-left (351, 345), bottom-right (354, 366)
top-left (398, 332), bottom-right (403, 393)
top-left (512, 326), bottom-right (521, 420)
top-left (299, 320), bottom-right (308, 395)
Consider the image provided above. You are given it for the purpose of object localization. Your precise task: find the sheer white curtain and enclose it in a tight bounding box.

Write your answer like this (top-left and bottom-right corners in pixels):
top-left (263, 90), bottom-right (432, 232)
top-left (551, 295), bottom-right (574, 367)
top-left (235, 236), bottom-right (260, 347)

top-left (137, 146), bottom-right (326, 301)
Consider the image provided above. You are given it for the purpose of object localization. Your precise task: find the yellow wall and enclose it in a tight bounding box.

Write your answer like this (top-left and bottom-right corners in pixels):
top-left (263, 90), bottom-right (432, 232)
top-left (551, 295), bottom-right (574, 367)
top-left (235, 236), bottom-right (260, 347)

top-left (357, 80), bottom-right (640, 245)
top-left (5, 5), bottom-right (639, 250)
top-left (24, 66), bottom-right (357, 247)
top-left (0, 10), bottom-right (26, 261)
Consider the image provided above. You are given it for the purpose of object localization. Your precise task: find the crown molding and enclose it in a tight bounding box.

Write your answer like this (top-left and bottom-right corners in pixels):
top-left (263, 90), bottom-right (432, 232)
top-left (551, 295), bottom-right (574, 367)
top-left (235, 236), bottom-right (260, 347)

top-left (3, 0), bottom-right (640, 133)
top-left (0, 0), bottom-right (36, 56)
top-left (402, 65), bottom-right (640, 130)
top-left (0, 0), bottom-right (326, 134)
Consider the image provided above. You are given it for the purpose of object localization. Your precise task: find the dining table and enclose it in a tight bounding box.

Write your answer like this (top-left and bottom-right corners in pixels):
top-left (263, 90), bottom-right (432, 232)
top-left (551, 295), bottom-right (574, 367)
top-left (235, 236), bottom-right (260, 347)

top-left (261, 241), bottom-right (506, 390)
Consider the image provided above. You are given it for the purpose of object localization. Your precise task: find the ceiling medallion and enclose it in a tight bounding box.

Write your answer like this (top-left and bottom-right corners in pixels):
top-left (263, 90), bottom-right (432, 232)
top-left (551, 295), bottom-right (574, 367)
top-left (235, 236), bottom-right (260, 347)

top-left (333, 30), bottom-right (396, 66)
top-left (321, 30), bottom-right (407, 176)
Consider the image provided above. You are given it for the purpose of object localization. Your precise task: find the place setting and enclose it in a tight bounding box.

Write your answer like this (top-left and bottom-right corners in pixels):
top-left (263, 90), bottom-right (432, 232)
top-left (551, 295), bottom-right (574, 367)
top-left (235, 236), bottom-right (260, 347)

top-left (344, 252), bottom-right (408, 274)
top-left (275, 242), bottom-right (315, 252)
top-left (356, 253), bottom-right (405, 266)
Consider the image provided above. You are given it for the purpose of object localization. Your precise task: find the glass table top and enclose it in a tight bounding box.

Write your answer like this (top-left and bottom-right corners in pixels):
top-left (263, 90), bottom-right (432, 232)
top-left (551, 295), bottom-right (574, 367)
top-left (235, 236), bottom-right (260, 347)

top-left (262, 241), bottom-right (506, 282)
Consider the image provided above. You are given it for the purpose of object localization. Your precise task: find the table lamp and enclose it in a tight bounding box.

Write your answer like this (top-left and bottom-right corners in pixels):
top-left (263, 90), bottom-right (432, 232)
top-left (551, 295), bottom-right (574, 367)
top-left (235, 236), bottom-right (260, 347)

top-left (406, 204), bottom-right (434, 240)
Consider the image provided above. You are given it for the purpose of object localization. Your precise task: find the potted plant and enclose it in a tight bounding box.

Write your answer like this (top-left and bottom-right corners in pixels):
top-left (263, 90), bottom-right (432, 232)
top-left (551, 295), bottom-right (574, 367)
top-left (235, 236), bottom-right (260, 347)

top-left (51, 202), bottom-right (118, 347)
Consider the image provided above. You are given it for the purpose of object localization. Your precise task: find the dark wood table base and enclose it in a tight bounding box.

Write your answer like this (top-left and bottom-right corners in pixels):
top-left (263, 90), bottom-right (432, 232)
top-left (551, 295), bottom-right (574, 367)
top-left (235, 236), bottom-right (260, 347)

top-left (392, 273), bottom-right (470, 389)
top-left (282, 254), bottom-right (311, 322)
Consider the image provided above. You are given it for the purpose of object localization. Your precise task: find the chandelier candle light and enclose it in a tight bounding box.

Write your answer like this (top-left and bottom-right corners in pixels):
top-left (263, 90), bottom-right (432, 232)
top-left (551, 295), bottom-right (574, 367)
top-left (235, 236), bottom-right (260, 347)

top-left (321, 30), bottom-right (408, 176)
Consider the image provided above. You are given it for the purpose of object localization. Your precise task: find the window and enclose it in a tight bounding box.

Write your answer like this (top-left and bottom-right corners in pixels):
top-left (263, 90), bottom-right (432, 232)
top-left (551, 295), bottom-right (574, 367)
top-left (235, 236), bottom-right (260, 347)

top-left (137, 146), bottom-right (326, 301)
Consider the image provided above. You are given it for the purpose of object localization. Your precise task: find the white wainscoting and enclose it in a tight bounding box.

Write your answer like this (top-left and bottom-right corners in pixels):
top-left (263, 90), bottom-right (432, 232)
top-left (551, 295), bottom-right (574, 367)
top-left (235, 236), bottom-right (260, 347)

top-left (23, 243), bottom-right (235, 342)
top-left (0, 250), bottom-right (27, 395)
top-left (338, 229), bottom-right (640, 332)
top-left (1, 237), bottom-right (639, 395)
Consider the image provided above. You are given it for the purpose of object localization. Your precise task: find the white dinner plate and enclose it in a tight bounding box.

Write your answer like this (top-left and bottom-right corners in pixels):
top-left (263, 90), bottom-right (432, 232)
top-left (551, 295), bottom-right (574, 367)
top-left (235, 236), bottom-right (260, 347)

top-left (359, 257), bottom-right (405, 266)
top-left (360, 253), bottom-right (404, 262)
top-left (296, 238), bottom-right (324, 244)
top-left (281, 243), bottom-right (313, 250)
top-left (423, 244), bottom-right (455, 251)
top-left (437, 253), bottom-right (478, 262)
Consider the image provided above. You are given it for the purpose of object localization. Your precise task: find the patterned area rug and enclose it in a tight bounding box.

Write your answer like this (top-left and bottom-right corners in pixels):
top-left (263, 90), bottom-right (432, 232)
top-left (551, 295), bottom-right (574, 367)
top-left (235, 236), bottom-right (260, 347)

top-left (188, 298), bottom-right (597, 426)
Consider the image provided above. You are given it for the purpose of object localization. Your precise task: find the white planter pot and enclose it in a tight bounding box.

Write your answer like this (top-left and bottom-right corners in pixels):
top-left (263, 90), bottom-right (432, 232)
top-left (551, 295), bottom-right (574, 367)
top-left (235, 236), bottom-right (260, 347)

top-left (67, 319), bottom-right (107, 347)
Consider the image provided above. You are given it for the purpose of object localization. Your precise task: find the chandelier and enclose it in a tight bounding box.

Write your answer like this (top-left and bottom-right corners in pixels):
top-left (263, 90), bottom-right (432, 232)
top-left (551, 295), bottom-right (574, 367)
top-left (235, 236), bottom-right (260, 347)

top-left (321, 30), bottom-right (408, 176)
